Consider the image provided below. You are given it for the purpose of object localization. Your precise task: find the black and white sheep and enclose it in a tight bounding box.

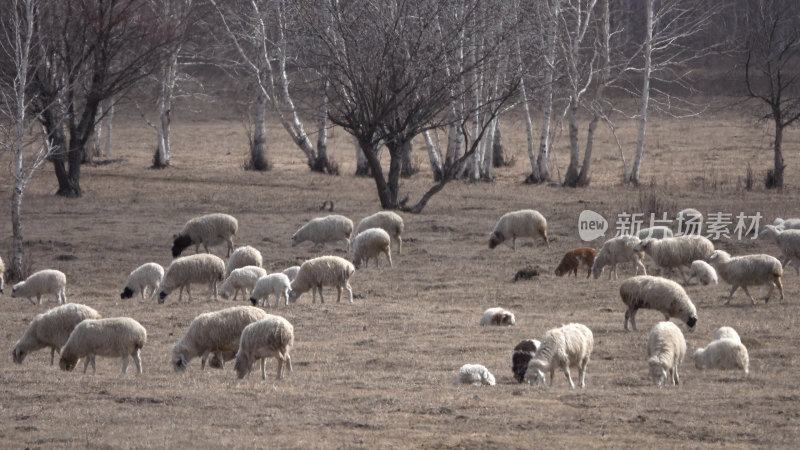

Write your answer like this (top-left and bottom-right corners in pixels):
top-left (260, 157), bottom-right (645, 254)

top-left (647, 321), bottom-right (687, 387)
top-left (225, 245), bottom-right (263, 276)
top-left (234, 315), bottom-right (294, 380)
top-left (291, 214), bottom-right (354, 252)
top-left (479, 307), bottom-right (516, 326)
top-left (457, 364), bottom-right (496, 386)
top-left (526, 323), bottom-right (594, 389)
top-left (171, 306), bottom-right (268, 371)
top-left (488, 209), bottom-right (549, 250)
top-left (172, 213), bottom-right (239, 258)
top-left (352, 228), bottom-right (393, 269)
top-left (58, 317), bottom-right (147, 375)
top-left (619, 276), bottom-right (698, 332)
top-left (288, 255), bottom-right (355, 304)
top-left (11, 269), bottom-right (67, 305)
top-left (356, 211), bottom-right (405, 255)
top-left (219, 266), bottom-right (267, 301)
top-left (705, 250), bottom-right (784, 305)
top-left (591, 235), bottom-right (646, 280)
top-left (684, 260), bottom-right (718, 286)
top-left (634, 235), bottom-right (714, 281)
top-left (511, 339), bottom-right (541, 383)
top-left (692, 338), bottom-right (750, 375)
top-left (120, 262), bottom-right (164, 300)
top-left (12, 303), bottom-right (102, 365)
top-left (759, 224), bottom-right (800, 275)
top-left (157, 254), bottom-right (226, 304)
top-left (249, 273), bottom-right (292, 308)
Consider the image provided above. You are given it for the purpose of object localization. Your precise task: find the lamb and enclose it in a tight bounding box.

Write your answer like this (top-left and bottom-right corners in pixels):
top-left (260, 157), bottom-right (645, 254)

top-left (172, 213), bottom-right (238, 258)
top-left (714, 326), bottom-right (741, 343)
top-left (619, 276), bottom-right (698, 332)
top-left (692, 338), bottom-right (750, 375)
top-left (282, 266), bottom-right (300, 282)
top-left (479, 307), bottom-right (516, 326)
top-left (488, 209), bottom-right (549, 250)
top-left (351, 228), bottom-right (393, 269)
top-left (637, 226), bottom-right (674, 240)
top-left (157, 253), bottom-right (226, 304)
top-left (759, 225), bottom-right (800, 275)
top-left (234, 315), bottom-right (294, 380)
top-left (591, 235), bottom-right (647, 280)
top-left (525, 323), bottom-right (593, 389)
top-left (0, 256), bottom-right (4, 293)
top-left (288, 255), bottom-right (355, 304)
top-left (675, 208), bottom-right (703, 236)
top-left (634, 235), bottom-right (714, 281)
top-left (120, 262), bottom-right (164, 300)
top-left (291, 214), bottom-right (354, 252)
top-left (12, 303), bottom-right (102, 365)
top-left (772, 217), bottom-right (800, 230)
top-left (646, 321), bottom-right (687, 387)
top-left (705, 250), bottom-right (784, 305)
top-left (225, 245), bottom-right (263, 276)
top-left (512, 339), bottom-right (541, 383)
top-left (684, 260), bottom-right (719, 286)
top-left (457, 364), bottom-right (496, 386)
top-left (555, 247), bottom-right (598, 278)
top-left (219, 266), bottom-right (268, 301)
top-left (171, 305), bottom-right (268, 371)
top-left (58, 317), bottom-right (147, 375)
top-left (11, 269), bottom-right (67, 305)
top-left (249, 273), bottom-right (292, 308)
top-left (356, 211), bottom-right (405, 254)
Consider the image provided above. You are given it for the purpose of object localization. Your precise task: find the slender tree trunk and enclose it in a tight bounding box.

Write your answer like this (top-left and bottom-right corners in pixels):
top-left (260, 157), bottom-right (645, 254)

top-left (423, 130), bottom-right (443, 181)
top-left (401, 138), bottom-right (415, 177)
top-left (563, 96), bottom-right (580, 187)
top-left (355, 136), bottom-right (370, 176)
top-left (153, 53), bottom-right (177, 169)
top-left (772, 120), bottom-right (785, 189)
top-left (481, 117), bottom-right (497, 179)
top-left (576, 114), bottom-right (599, 186)
top-left (249, 93), bottom-right (268, 171)
top-left (628, 0), bottom-right (653, 185)
top-left (312, 75), bottom-right (329, 172)
top-left (359, 138), bottom-right (394, 209)
top-left (90, 103), bottom-right (102, 162)
top-left (536, 0), bottom-right (559, 183)
top-left (103, 99), bottom-right (113, 157)
top-left (492, 120), bottom-right (505, 167)
top-left (445, 119), bottom-right (462, 167)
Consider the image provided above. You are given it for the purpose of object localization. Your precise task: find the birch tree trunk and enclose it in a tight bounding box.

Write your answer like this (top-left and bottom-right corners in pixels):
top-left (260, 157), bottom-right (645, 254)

top-left (103, 99), bottom-right (114, 157)
top-left (423, 130), bottom-right (443, 181)
top-left (250, 93), bottom-right (269, 171)
top-left (492, 120), bottom-right (505, 167)
top-left (628, 0), bottom-right (653, 185)
top-left (313, 75), bottom-right (329, 172)
top-left (153, 52), bottom-right (178, 169)
top-left (401, 138), bottom-right (415, 177)
top-left (563, 95), bottom-right (581, 186)
top-left (536, 0), bottom-right (560, 183)
top-left (90, 103), bottom-right (102, 162)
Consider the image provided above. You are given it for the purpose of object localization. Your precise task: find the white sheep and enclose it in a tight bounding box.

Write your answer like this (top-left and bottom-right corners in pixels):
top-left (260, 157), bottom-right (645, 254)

top-left (225, 245), bottom-right (263, 276)
top-left (526, 323), bottom-right (594, 389)
top-left (706, 250), bottom-right (784, 305)
top-left (714, 326), bottom-right (741, 343)
top-left (288, 255), bottom-right (355, 304)
top-left (647, 321), bottom-right (687, 387)
top-left (219, 266), bottom-right (268, 301)
top-left (12, 303), bottom-right (102, 365)
top-left (773, 217), bottom-right (800, 230)
top-left (637, 226), bottom-right (674, 240)
top-left (249, 273), bottom-right (292, 308)
top-left (58, 317), bottom-right (147, 375)
top-left (759, 225), bottom-right (800, 275)
top-left (634, 236), bottom-right (714, 281)
top-left (356, 211), bottom-right (405, 254)
top-left (234, 315), bottom-right (294, 380)
top-left (684, 260), bottom-right (719, 286)
top-left (457, 364), bottom-right (496, 386)
top-left (591, 235), bottom-right (647, 280)
top-left (11, 269), bottom-right (67, 305)
top-left (120, 262), bottom-right (164, 300)
top-left (488, 209), bottom-right (549, 250)
top-left (171, 213), bottom-right (238, 258)
top-left (479, 307), bottom-right (516, 326)
top-left (692, 338), bottom-right (750, 375)
top-left (351, 228), bottom-right (392, 269)
top-left (676, 208), bottom-right (703, 236)
top-left (171, 305), bottom-right (268, 371)
top-left (157, 253), bottom-right (226, 304)
top-left (291, 214), bottom-right (354, 252)
top-left (619, 275), bottom-right (698, 332)
top-left (282, 266), bottom-right (300, 282)
top-left (0, 256), bottom-right (4, 294)
top-left (512, 339), bottom-right (541, 383)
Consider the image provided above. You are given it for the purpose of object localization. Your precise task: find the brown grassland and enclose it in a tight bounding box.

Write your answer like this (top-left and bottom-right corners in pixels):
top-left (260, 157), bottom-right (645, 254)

top-left (1, 99), bottom-right (800, 448)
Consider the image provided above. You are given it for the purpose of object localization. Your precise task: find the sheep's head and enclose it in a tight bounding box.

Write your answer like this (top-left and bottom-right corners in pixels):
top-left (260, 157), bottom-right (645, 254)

top-left (634, 238), bottom-right (654, 253)
top-left (686, 315), bottom-right (697, 332)
top-left (290, 233), bottom-right (300, 247)
top-left (512, 351), bottom-right (533, 383)
top-left (171, 234), bottom-right (191, 258)
top-left (219, 289), bottom-right (230, 300)
top-left (234, 356), bottom-right (250, 379)
top-left (288, 289), bottom-right (300, 302)
top-left (249, 296), bottom-right (259, 306)
top-left (59, 356), bottom-right (77, 372)
top-left (648, 361), bottom-right (668, 387)
top-left (488, 231), bottom-right (504, 249)
top-left (11, 346), bottom-right (26, 364)
top-left (157, 289), bottom-right (169, 304)
top-left (495, 312), bottom-right (515, 326)
top-left (758, 225), bottom-right (779, 239)
top-left (120, 287), bottom-right (135, 299)
top-left (591, 261), bottom-right (603, 279)
top-left (528, 367), bottom-right (546, 385)
top-left (172, 354), bottom-right (188, 372)
top-left (705, 250), bottom-right (729, 266)
top-left (11, 281), bottom-right (23, 297)
top-left (691, 349), bottom-right (705, 369)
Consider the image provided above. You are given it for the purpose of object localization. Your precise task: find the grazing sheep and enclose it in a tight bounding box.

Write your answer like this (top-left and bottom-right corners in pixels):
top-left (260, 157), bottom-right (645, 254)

top-left (352, 228), bottom-right (393, 269)
top-left (171, 306), bottom-right (268, 371)
top-left (634, 236), bottom-right (714, 281)
top-left (172, 213), bottom-right (238, 258)
top-left (692, 338), bottom-right (749, 375)
top-left (479, 307), bottom-right (516, 326)
top-left (291, 215), bottom-right (354, 252)
top-left (0, 256), bottom-right (4, 293)
top-left (219, 266), bottom-right (268, 301)
top-left (714, 326), bottom-right (741, 343)
top-left (356, 211), bottom-right (405, 255)
top-left (512, 339), bottom-right (541, 383)
top-left (619, 276), bottom-right (698, 332)
top-left (591, 235), bottom-right (647, 280)
top-left (120, 262), bottom-right (164, 300)
top-left (526, 323), bottom-right (594, 389)
top-left (637, 226), bottom-right (674, 240)
top-left (457, 364), bottom-right (496, 386)
top-left (759, 225), bottom-right (800, 275)
top-left (555, 247), bottom-right (598, 278)
top-left (12, 269), bottom-right (67, 305)
top-left (59, 317), bottom-right (147, 375)
top-left (288, 256), bottom-right (355, 304)
top-left (676, 208), bottom-right (703, 236)
top-left (282, 266), bottom-right (300, 282)
top-left (234, 315), bottom-right (294, 380)
top-left (684, 260), bottom-right (719, 286)
top-left (773, 217), bottom-right (800, 230)
top-left (157, 254), bottom-right (226, 304)
top-left (12, 303), bottom-right (102, 365)
top-left (488, 209), bottom-right (549, 250)
top-left (249, 273), bottom-right (292, 308)
top-left (225, 246), bottom-right (263, 276)
top-left (705, 250), bottom-right (784, 305)
top-left (647, 321), bottom-right (687, 387)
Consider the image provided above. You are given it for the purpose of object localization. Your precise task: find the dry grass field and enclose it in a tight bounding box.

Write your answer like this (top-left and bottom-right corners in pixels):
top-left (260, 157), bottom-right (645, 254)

top-left (2, 100), bottom-right (800, 448)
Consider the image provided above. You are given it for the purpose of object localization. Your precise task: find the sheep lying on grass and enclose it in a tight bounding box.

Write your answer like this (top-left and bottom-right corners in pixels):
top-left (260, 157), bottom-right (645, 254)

top-left (714, 326), bottom-right (741, 343)
top-left (647, 321), bottom-right (687, 387)
top-left (59, 317), bottom-right (147, 375)
top-left (457, 364), bottom-right (496, 386)
top-left (526, 323), bottom-right (594, 389)
top-left (693, 338), bottom-right (749, 375)
top-left (706, 250), bottom-right (784, 305)
top-left (172, 213), bottom-right (238, 258)
top-left (12, 269), bottom-right (67, 305)
top-left (120, 262), bottom-right (164, 300)
top-left (619, 276), bottom-right (698, 332)
top-left (479, 307), bottom-right (516, 326)
top-left (12, 303), bottom-right (102, 365)
top-left (234, 315), bottom-right (294, 380)
top-left (488, 209), bottom-right (549, 250)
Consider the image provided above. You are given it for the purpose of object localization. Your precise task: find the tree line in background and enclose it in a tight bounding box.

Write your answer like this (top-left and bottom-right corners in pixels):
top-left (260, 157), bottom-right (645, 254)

top-left (1, 0), bottom-right (799, 277)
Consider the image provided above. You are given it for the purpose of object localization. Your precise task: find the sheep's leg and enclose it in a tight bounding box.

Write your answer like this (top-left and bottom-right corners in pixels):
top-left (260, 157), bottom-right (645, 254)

top-left (261, 358), bottom-right (267, 380)
top-left (232, 288), bottom-right (239, 301)
top-left (187, 285), bottom-right (194, 303)
top-left (549, 367), bottom-right (555, 386)
top-left (791, 258), bottom-right (800, 276)
top-left (318, 286), bottom-right (325, 304)
top-left (676, 267), bottom-right (687, 284)
top-left (201, 351), bottom-right (210, 370)
top-left (177, 286), bottom-right (184, 302)
top-left (276, 356), bottom-right (284, 379)
top-left (397, 237), bottom-right (402, 255)
top-left (578, 361), bottom-right (587, 388)
top-left (629, 309), bottom-right (638, 331)
top-left (673, 364), bottom-right (680, 385)
top-left (624, 309), bottom-right (631, 331)
top-left (346, 282), bottom-right (353, 303)
top-left (725, 285), bottom-right (740, 305)
top-left (50, 348), bottom-right (56, 366)
top-left (211, 281), bottom-right (218, 301)
top-left (83, 356), bottom-right (92, 374)
top-left (284, 289), bottom-right (290, 307)
top-left (386, 251), bottom-right (394, 267)
top-left (140, 287), bottom-right (147, 300)
top-left (611, 264), bottom-right (618, 281)
top-left (741, 286), bottom-right (756, 305)
top-left (311, 288), bottom-right (317, 304)
top-left (776, 277), bottom-right (785, 301)
top-left (27, 296), bottom-right (36, 305)
top-left (286, 354), bottom-right (292, 374)
top-left (133, 349), bottom-right (143, 374)
top-left (563, 366), bottom-right (575, 389)
top-left (121, 355), bottom-right (129, 374)
top-left (336, 286), bottom-right (343, 303)
top-left (60, 290), bottom-right (66, 304)
top-left (37, 295), bottom-right (43, 305)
